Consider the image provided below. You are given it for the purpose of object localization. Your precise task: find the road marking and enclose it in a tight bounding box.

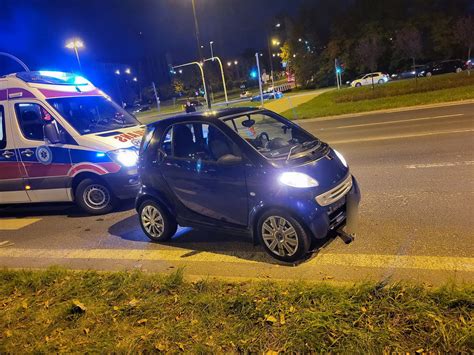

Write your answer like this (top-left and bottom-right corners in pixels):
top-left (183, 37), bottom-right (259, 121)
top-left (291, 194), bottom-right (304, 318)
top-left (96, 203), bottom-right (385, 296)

top-left (0, 248), bottom-right (472, 272)
top-left (0, 218), bottom-right (41, 230)
top-left (330, 114), bottom-right (464, 130)
top-left (406, 161), bottom-right (474, 169)
top-left (331, 128), bottom-right (474, 144)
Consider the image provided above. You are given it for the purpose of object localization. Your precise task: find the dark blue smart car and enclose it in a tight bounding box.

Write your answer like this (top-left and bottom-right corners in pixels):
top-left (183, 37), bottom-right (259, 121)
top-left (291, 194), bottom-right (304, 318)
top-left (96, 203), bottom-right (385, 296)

top-left (136, 108), bottom-right (360, 262)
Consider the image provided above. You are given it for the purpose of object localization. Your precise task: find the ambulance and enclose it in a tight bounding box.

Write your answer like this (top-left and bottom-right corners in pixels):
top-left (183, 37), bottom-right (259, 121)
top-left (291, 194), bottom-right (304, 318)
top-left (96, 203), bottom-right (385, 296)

top-left (0, 71), bottom-right (145, 214)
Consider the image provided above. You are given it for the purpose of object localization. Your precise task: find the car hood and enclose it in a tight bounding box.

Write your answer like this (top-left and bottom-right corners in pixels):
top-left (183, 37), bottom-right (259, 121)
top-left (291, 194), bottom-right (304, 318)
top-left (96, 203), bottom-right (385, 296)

top-left (73, 125), bottom-right (146, 152)
top-left (288, 148), bottom-right (350, 190)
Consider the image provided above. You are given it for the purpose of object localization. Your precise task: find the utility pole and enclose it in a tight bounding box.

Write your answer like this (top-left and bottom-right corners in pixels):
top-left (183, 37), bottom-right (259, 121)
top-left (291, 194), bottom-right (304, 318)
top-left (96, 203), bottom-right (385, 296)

top-left (191, 0), bottom-right (203, 60)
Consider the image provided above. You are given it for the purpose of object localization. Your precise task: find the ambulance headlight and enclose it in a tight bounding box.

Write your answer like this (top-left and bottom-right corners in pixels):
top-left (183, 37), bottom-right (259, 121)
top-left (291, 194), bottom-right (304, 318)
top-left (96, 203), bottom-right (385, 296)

top-left (108, 149), bottom-right (139, 167)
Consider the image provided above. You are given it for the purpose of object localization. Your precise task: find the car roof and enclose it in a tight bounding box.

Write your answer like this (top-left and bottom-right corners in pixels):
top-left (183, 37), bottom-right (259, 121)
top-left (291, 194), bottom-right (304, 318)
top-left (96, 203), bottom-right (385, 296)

top-left (152, 107), bottom-right (263, 126)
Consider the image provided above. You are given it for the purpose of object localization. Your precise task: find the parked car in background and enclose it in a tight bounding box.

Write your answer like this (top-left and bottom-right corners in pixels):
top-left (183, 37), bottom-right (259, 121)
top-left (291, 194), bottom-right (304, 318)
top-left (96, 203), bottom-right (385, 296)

top-left (251, 91), bottom-right (283, 102)
top-left (419, 60), bottom-right (466, 77)
top-left (127, 102), bottom-right (151, 115)
top-left (240, 91), bottom-right (252, 99)
top-left (350, 72), bottom-right (389, 87)
top-left (390, 65), bottom-right (427, 80)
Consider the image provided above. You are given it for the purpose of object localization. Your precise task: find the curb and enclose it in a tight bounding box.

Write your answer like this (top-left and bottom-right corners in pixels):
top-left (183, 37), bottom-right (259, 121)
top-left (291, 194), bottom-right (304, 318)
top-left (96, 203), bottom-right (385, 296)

top-left (295, 99), bottom-right (474, 123)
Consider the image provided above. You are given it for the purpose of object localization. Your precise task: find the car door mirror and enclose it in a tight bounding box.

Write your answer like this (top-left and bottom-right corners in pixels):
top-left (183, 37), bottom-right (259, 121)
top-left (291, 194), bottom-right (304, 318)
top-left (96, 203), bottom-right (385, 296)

top-left (217, 154), bottom-right (242, 165)
top-left (43, 123), bottom-right (63, 144)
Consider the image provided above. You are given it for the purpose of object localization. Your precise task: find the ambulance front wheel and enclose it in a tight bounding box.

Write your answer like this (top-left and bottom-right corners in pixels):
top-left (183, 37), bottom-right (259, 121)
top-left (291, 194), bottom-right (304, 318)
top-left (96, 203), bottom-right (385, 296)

top-left (75, 178), bottom-right (117, 215)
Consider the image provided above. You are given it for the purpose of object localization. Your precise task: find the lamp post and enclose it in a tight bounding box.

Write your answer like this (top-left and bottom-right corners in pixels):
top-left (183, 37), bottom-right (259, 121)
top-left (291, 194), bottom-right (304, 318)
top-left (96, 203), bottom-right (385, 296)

top-left (204, 56), bottom-right (228, 105)
top-left (173, 61), bottom-right (209, 108)
top-left (65, 39), bottom-right (84, 71)
top-left (209, 41), bottom-right (214, 60)
top-left (191, 0), bottom-right (203, 60)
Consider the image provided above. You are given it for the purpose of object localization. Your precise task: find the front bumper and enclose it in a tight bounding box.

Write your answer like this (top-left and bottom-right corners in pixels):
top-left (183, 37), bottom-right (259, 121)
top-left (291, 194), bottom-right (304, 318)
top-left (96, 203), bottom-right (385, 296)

top-left (102, 168), bottom-right (140, 200)
top-left (307, 176), bottom-right (360, 240)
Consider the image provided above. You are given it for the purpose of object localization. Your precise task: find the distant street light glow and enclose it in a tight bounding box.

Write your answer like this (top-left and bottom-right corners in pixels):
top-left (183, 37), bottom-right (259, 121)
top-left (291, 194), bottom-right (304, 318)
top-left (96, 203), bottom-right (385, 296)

top-left (125, 68), bottom-right (131, 74)
top-left (133, 77), bottom-right (138, 82)
top-left (115, 69), bottom-right (120, 75)
top-left (227, 61), bottom-right (232, 66)
top-left (234, 60), bottom-right (238, 65)
top-left (65, 38), bottom-right (84, 71)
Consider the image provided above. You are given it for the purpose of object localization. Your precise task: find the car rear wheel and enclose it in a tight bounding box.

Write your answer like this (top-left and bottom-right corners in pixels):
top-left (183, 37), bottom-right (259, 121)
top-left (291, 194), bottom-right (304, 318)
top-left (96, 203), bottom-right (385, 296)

top-left (139, 200), bottom-right (177, 242)
top-left (426, 71), bottom-right (432, 77)
top-left (75, 178), bottom-right (116, 215)
top-left (378, 79), bottom-right (384, 84)
top-left (257, 210), bottom-right (311, 263)
top-left (355, 82), bottom-right (362, 87)
top-left (455, 67), bottom-right (462, 73)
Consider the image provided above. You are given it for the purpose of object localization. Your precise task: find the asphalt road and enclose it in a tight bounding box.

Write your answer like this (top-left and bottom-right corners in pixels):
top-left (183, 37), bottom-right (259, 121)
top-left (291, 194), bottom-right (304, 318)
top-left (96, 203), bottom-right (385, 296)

top-left (1, 102), bottom-right (473, 285)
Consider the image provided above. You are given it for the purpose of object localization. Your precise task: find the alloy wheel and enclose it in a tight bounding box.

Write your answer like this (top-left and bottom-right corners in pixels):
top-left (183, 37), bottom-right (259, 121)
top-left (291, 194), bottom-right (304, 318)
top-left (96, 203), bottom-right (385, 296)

top-left (141, 205), bottom-right (165, 238)
top-left (261, 216), bottom-right (299, 257)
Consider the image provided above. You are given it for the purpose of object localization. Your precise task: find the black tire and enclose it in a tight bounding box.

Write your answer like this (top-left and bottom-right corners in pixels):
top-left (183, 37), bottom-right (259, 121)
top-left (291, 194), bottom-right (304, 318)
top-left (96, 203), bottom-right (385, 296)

top-left (455, 67), bottom-right (462, 73)
top-left (378, 79), bottom-right (384, 84)
top-left (426, 71), bottom-right (432, 77)
top-left (355, 82), bottom-right (362, 87)
top-left (257, 210), bottom-right (311, 263)
top-left (75, 178), bottom-right (116, 215)
top-left (138, 199), bottom-right (177, 242)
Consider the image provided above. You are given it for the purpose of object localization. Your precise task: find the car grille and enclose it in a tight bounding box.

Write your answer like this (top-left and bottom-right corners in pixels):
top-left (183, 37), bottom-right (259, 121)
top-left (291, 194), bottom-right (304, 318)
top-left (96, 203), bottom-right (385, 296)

top-left (316, 174), bottom-right (352, 207)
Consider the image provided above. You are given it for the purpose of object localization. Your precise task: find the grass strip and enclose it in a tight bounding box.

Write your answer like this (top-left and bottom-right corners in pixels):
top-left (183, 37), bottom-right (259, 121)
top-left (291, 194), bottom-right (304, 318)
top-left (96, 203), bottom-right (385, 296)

top-left (1, 268), bottom-right (473, 353)
top-left (282, 73), bottom-right (474, 119)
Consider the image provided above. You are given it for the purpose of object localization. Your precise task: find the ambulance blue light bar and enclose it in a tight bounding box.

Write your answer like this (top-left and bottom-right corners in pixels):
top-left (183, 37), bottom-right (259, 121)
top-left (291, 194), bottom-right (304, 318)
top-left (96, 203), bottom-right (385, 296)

top-left (16, 71), bottom-right (92, 86)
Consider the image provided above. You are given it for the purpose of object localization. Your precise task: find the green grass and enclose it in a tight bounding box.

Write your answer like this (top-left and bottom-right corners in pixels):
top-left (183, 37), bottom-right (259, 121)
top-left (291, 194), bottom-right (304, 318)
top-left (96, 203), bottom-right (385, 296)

top-left (282, 73), bottom-right (474, 119)
top-left (1, 268), bottom-right (472, 353)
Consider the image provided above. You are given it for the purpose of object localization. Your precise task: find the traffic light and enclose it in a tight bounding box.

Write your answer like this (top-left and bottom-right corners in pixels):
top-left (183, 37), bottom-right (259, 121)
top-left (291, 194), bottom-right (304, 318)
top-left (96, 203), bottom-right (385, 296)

top-left (250, 70), bottom-right (258, 79)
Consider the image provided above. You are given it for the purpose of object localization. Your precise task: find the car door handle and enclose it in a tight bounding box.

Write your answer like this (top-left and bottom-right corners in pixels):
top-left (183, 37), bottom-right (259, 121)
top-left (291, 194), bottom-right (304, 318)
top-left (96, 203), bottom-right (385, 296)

top-left (1, 150), bottom-right (15, 159)
top-left (21, 149), bottom-right (34, 157)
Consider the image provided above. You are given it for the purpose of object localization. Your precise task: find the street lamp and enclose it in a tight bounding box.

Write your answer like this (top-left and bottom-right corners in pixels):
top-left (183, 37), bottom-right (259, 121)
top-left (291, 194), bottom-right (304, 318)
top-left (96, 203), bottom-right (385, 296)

top-left (234, 60), bottom-right (238, 65)
top-left (65, 39), bottom-right (84, 71)
top-left (227, 61), bottom-right (232, 66)
top-left (209, 41), bottom-right (214, 60)
top-left (133, 77), bottom-right (138, 82)
top-left (125, 68), bottom-right (131, 74)
top-left (115, 69), bottom-right (120, 75)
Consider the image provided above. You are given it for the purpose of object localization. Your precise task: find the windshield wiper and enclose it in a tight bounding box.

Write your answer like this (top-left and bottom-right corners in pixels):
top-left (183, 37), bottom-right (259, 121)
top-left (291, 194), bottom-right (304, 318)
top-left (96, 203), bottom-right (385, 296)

top-left (286, 140), bottom-right (319, 161)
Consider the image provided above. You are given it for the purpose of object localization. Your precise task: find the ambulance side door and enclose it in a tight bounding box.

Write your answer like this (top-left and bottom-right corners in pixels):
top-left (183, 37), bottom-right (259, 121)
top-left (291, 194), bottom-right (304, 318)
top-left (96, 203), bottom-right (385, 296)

top-left (0, 102), bottom-right (31, 203)
top-left (10, 100), bottom-right (73, 203)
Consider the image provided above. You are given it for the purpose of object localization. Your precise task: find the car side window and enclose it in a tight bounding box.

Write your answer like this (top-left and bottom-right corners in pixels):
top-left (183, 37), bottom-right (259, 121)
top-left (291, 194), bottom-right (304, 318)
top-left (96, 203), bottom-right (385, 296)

top-left (15, 103), bottom-right (54, 141)
top-left (0, 105), bottom-right (6, 149)
top-left (165, 122), bottom-right (239, 162)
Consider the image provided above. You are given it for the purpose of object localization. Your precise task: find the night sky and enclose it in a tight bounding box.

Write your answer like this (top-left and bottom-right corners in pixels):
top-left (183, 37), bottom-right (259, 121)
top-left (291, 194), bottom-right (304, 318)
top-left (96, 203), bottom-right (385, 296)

top-left (0, 0), bottom-right (305, 74)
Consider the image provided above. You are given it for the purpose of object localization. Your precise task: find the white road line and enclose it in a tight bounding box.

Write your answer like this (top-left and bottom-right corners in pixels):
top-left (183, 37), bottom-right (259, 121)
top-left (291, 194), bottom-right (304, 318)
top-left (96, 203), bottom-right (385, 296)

top-left (405, 161), bottom-right (474, 169)
top-left (330, 114), bottom-right (464, 130)
top-left (331, 128), bottom-right (474, 144)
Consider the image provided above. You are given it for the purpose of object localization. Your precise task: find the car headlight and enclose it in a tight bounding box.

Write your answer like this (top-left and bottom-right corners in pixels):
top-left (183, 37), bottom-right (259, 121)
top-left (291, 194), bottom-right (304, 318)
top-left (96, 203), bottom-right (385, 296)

top-left (333, 149), bottom-right (348, 168)
top-left (279, 172), bottom-right (319, 188)
top-left (108, 149), bottom-right (139, 167)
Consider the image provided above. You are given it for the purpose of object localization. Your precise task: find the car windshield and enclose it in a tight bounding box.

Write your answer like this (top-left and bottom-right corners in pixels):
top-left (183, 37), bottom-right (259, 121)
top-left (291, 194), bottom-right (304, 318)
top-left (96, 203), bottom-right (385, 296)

top-left (223, 111), bottom-right (318, 159)
top-left (47, 96), bottom-right (139, 135)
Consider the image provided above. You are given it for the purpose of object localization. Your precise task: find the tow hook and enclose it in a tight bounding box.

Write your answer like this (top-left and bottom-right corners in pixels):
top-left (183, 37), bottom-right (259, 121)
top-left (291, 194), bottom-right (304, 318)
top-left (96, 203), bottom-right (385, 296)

top-left (337, 229), bottom-right (355, 244)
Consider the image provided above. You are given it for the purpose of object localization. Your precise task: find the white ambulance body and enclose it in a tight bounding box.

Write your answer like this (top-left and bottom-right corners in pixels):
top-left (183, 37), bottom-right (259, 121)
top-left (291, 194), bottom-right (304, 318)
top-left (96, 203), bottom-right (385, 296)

top-left (0, 71), bottom-right (144, 214)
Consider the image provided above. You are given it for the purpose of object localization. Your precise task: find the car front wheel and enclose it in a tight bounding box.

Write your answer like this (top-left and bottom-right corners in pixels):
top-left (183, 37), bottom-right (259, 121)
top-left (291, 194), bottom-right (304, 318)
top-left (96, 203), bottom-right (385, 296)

top-left (355, 82), bottom-right (362, 87)
top-left (257, 210), bottom-right (311, 263)
top-left (139, 200), bottom-right (177, 242)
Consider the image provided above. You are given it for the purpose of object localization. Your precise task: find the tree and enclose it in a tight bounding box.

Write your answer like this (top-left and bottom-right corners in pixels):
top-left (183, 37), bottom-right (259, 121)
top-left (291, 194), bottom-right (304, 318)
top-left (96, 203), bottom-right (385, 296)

top-left (172, 79), bottom-right (184, 96)
top-left (393, 26), bottom-right (423, 83)
top-left (355, 35), bottom-right (383, 88)
top-left (455, 16), bottom-right (474, 74)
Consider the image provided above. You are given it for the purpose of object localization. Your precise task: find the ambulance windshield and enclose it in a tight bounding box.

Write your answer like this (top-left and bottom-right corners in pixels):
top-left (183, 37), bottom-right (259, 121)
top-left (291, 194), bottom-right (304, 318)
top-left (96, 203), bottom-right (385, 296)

top-left (47, 96), bottom-right (139, 135)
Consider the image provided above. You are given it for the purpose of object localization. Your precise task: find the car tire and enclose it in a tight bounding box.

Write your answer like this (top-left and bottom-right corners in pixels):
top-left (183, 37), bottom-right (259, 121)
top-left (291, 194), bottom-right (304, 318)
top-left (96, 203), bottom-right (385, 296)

top-left (75, 178), bottom-right (116, 215)
top-left (355, 82), bottom-right (362, 87)
top-left (139, 200), bottom-right (177, 242)
top-left (257, 210), bottom-right (311, 263)
top-left (378, 79), bottom-right (384, 84)
top-left (426, 72), bottom-right (432, 77)
top-left (455, 67), bottom-right (462, 73)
